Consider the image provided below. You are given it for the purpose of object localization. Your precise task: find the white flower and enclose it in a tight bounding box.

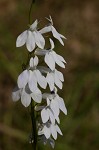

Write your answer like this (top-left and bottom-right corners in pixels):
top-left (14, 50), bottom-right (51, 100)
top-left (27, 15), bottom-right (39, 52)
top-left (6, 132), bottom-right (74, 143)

top-left (43, 89), bottom-right (67, 116)
top-left (38, 123), bottom-right (63, 140)
top-left (17, 56), bottom-right (47, 93)
top-left (46, 69), bottom-right (64, 91)
top-left (41, 98), bottom-right (60, 124)
top-left (35, 39), bottom-right (66, 71)
top-left (16, 20), bottom-right (45, 52)
top-left (12, 85), bottom-right (42, 107)
top-left (39, 16), bottom-right (66, 46)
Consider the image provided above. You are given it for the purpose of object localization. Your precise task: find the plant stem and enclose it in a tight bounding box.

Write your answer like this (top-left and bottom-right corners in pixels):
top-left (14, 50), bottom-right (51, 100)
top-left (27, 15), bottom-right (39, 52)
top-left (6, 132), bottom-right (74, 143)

top-left (31, 100), bottom-right (38, 150)
top-left (29, 0), bottom-right (35, 24)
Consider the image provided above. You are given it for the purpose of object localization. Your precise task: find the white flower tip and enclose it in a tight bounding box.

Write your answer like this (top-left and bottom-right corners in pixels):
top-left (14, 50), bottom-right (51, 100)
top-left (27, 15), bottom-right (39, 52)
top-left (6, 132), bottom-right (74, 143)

top-left (49, 38), bottom-right (54, 49)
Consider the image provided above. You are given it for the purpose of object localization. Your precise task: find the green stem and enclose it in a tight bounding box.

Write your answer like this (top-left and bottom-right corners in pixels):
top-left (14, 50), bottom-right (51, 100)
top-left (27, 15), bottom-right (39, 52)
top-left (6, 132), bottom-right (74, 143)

top-left (29, 0), bottom-right (35, 24)
top-left (31, 100), bottom-right (38, 150)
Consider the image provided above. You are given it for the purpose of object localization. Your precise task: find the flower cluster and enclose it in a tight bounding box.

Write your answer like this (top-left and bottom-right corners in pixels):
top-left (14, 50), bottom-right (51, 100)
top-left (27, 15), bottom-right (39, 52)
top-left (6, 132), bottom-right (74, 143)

top-left (12, 16), bottom-right (67, 148)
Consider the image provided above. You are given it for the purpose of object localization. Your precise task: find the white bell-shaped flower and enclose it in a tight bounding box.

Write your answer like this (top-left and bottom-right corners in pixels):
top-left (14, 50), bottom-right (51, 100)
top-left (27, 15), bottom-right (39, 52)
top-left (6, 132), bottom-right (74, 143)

top-left (12, 85), bottom-right (42, 107)
top-left (17, 56), bottom-right (47, 93)
top-left (38, 123), bottom-right (63, 140)
top-left (16, 20), bottom-right (45, 52)
top-left (41, 98), bottom-right (59, 124)
top-left (43, 89), bottom-right (67, 116)
top-left (35, 39), bottom-right (66, 71)
top-left (39, 16), bottom-right (66, 46)
top-left (46, 69), bottom-right (64, 91)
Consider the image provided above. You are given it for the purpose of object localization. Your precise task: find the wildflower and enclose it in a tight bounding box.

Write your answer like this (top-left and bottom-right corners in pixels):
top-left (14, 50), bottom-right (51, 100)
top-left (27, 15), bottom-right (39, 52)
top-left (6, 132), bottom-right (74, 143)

top-left (17, 56), bottom-right (47, 92)
top-left (16, 20), bottom-right (45, 52)
top-left (12, 85), bottom-right (42, 107)
top-left (35, 38), bottom-right (66, 71)
top-left (39, 16), bottom-right (66, 46)
top-left (38, 123), bottom-right (63, 140)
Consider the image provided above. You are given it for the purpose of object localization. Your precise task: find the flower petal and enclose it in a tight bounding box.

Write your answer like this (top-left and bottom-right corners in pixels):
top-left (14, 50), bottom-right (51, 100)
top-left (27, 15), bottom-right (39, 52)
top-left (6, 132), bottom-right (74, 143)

top-left (34, 55), bottom-right (39, 67)
top-left (55, 69), bottom-right (64, 82)
top-left (41, 108), bottom-right (49, 123)
top-left (17, 70), bottom-right (29, 89)
top-left (31, 89), bottom-right (42, 103)
top-left (58, 96), bottom-right (67, 115)
top-left (39, 26), bottom-right (51, 34)
top-left (30, 20), bottom-right (38, 30)
top-left (28, 70), bottom-right (38, 92)
top-left (35, 70), bottom-right (47, 89)
top-left (36, 31), bottom-right (45, 49)
top-left (26, 31), bottom-right (35, 52)
top-left (21, 89), bottom-right (31, 107)
top-left (55, 124), bottom-right (63, 135)
top-left (49, 38), bottom-right (55, 49)
top-left (52, 51), bottom-right (65, 68)
top-left (51, 26), bottom-right (64, 46)
top-left (50, 99), bottom-right (60, 118)
top-left (16, 30), bottom-right (27, 47)
top-left (54, 72), bottom-right (63, 89)
top-left (12, 86), bottom-right (20, 101)
top-left (29, 57), bottom-right (34, 68)
top-left (43, 126), bottom-right (51, 139)
top-left (45, 52), bottom-right (55, 70)
top-left (48, 109), bottom-right (55, 124)
top-left (50, 125), bottom-right (57, 140)
top-left (46, 72), bottom-right (54, 91)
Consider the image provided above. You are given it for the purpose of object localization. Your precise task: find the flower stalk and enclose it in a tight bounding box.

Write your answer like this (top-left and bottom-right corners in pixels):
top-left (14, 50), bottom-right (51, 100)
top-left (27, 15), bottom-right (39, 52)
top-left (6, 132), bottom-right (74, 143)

top-left (31, 100), bottom-right (38, 150)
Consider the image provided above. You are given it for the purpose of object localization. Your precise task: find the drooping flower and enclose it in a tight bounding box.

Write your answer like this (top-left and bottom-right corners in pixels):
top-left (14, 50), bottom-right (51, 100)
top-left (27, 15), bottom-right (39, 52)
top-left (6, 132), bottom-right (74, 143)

top-left (39, 16), bottom-right (66, 46)
top-left (35, 38), bottom-right (66, 71)
top-left (12, 85), bottom-right (42, 107)
top-left (16, 20), bottom-right (45, 52)
top-left (17, 56), bottom-right (47, 93)
top-left (46, 69), bottom-right (64, 91)
top-left (38, 122), bottom-right (63, 140)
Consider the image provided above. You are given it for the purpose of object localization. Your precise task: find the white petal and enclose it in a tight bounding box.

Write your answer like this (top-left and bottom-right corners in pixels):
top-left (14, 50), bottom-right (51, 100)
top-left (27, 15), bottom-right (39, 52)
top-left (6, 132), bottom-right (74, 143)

top-left (41, 108), bottom-right (49, 123)
top-left (46, 72), bottom-right (54, 91)
top-left (55, 69), bottom-right (64, 82)
top-left (31, 89), bottom-right (42, 103)
top-left (58, 96), bottom-right (67, 115)
top-left (16, 30), bottom-right (27, 47)
top-left (54, 72), bottom-right (63, 89)
top-left (43, 126), bottom-right (51, 139)
top-left (12, 87), bottom-right (20, 102)
top-left (48, 109), bottom-right (55, 124)
top-left (29, 57), bottom-right (34, 68)
top-left (50, 99), bottom-right (60, 118)
top-left (59, 33), bottom-right (66, 39)
top-left (28, 70), bottom-right (38, 92)
top-left (45, 52), bottom-right (55, 71)
top-left (52, 51), bottom-right (65, 68)
top-left (51, 26), bottom-right (64, 46)
top-left (17, 70), bottom-right (29, 89)
top-left (21, 89), bottom-right (31, 107)
top-left (55, 115), bottom-right (60, 124)
top-left (55, 124), bottom-right (63, 135)
top-left (36, 31), bottom-right (45, 49)
top-left (30, 20), bottom-right (38, 30)
top-left (34, 56), bottom-right (39, 67)
top-left (50, 125), bottom-right (57, 140)
top-left (56, 53), bottom-right (66, 63)
top-left (26, 31), bottom-right (35, 52)
top-left (39, 26), bottom-right (51, 34)
top-left (35, 70), bottom-right (47, 89)
top-left (49, 38), bottom-right (55, 49)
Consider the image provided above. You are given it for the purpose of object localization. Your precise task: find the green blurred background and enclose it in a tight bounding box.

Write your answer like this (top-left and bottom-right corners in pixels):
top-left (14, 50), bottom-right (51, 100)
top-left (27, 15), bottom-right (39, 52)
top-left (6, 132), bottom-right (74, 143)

top-left (0, 0), bottom-right (99, 150)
